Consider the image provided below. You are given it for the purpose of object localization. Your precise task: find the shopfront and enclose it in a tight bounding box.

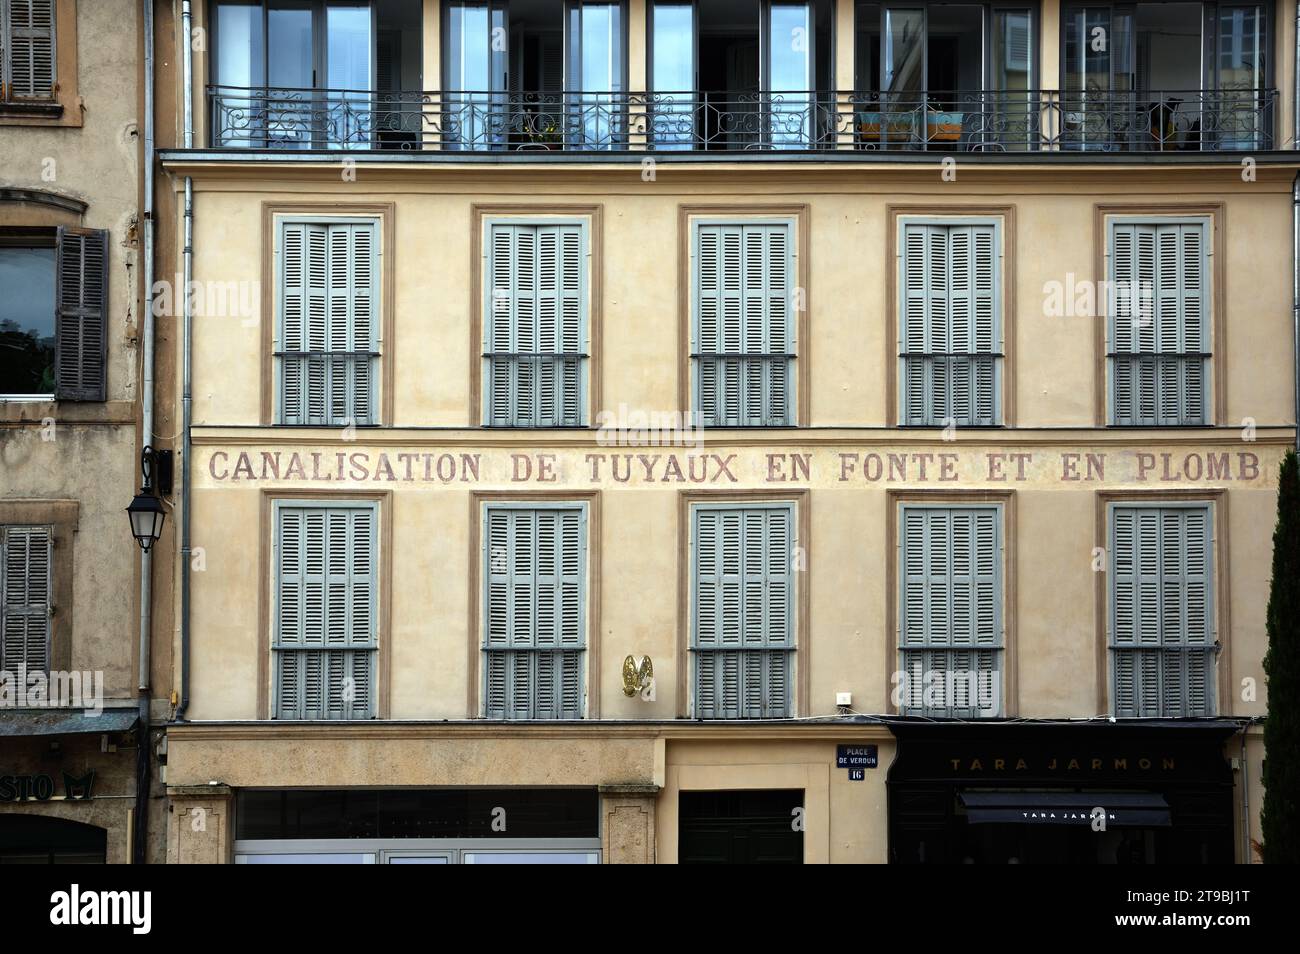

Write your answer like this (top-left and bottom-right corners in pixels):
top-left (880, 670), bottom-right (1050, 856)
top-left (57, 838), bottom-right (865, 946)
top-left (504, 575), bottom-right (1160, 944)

top-left (231, 787), bottom-right (602, 864)
top-left (887, 720), bottom-right (1243, 864)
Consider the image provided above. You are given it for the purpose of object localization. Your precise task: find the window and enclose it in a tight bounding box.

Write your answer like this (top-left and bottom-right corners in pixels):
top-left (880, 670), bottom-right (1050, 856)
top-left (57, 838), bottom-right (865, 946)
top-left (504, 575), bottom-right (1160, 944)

top-left (691, 220), bottom-right (796, 427)
top-left (1109, 503), bottom-right (1217, 717)
top-left (1108, 218), bottom-right (1210, 425)
top-left (483, 221), bottom-right (589, 427)
top-left (898, 505), bottom-right (1004, 718)
top-left (1, 525), bottom-right (51, 676)
top-left (691, 503), bottom-right (794, 719)
top-left (273, 501), bottom-right (377, 720)
top-left (482, 503), bottom-right (587, 719)
top-left (899, 220), bottom-right (1002, 426)
top-left (276, 218), bottom-right (379, 426)
top-left (0, 226), bottom-right (107, 401)
top-left (1, 0), bottom-right (56, 104)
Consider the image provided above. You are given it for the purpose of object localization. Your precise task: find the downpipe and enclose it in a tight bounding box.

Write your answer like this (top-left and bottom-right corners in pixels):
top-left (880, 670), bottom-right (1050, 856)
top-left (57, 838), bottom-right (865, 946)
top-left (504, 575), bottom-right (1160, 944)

top-left (178, 0), bottom-right (194, 720)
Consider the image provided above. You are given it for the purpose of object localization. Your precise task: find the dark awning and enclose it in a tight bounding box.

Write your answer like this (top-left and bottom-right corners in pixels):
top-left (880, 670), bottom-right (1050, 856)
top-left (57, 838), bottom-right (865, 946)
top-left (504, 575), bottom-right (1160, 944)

top-left (959, 791), bottom-right (1172, 827)
top-left (0, 707), bottom-right (138, 738)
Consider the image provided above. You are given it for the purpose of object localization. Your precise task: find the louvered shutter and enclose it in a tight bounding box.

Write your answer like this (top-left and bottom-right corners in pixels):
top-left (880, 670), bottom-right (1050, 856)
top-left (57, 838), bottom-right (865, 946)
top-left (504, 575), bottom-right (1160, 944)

top-left (484, 224), bottom-right (586, 427)
top-left (1, 526), bottom-right (52, 675)
top-left (279, 221), bottom-right (378, 426)
top-left (693, 505), bottom-right (792, 719)
top-left (1110, 221), bottom-right (1208, 425)
top-left (3, 0), bottom-right (56, 101)
top-left (694, 223), bottom-right (794, 427)
top-left (483, 506), bottom-right (585, 719)
top-left (1110, 505), bottom-right (1215, 717)
top-left (898, 506), bottom-right (1002, 717)
top-left (900, 223), bottom-right (999, 426)
top-left (53, 227), bottom-right (108, 401)
top-left (275, 505), bottom-right (376, 720)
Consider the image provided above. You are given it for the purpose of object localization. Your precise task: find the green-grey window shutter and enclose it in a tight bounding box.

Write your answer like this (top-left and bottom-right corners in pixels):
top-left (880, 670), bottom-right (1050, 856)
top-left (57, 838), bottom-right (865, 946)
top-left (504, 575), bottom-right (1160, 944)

top-left (483, 505), bottom-right (585, 719)
top-left (900, 223), bottom-right (999, 426)
top-left (485, 224), bottom-right (586, 427)
top-left (275, 505), bottom-right (376, 720)
top-left (280, 221), bottom-right (377, 426)
top-left (54, 226), bottom-right (108, 401)
top-left (1, 525), bottom-right (51, 675)
top-left (4, 0), bottom-right (56, 101)
top-left (693, 505), bottom-right (792, 719)
top-left (1110, 505), bottom-right (1215, 717)
top-left (694, 223), bottom-right (793, 427)
top-left (1110, 222), bottom-right (1208, 426)
top-left (899, 506), bottom-right (1002, 717)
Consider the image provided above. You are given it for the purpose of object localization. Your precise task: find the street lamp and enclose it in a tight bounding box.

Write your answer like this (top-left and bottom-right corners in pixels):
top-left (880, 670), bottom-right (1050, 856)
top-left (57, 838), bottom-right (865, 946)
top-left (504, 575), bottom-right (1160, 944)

top-left (127, 446), bottom-right (171, 552)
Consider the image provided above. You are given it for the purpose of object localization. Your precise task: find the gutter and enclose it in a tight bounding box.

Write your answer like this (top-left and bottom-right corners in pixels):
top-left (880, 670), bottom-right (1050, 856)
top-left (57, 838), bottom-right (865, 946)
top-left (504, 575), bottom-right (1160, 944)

top-left (177, 0), bottom-right (194, 720)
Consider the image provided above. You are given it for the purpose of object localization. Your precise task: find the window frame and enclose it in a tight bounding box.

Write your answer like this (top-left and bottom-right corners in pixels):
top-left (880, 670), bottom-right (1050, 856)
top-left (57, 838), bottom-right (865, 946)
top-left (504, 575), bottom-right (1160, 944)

top-left (686, 497), bottom-right (802, 720)
top-left (687, 213), bottom-right (800, 428)
top-left (895, 214), bottom-right (1006, 427)
top-left (1104, 213), bottom-right (1214, 427)
top-left (1105, 499), bottom-right (1219, 718)
top-left (479, 215), bottom-right (593, 428)
top-left (477, 499), bottom-right (591, 721)
top-left (0, 227), bottom-right (57, 400)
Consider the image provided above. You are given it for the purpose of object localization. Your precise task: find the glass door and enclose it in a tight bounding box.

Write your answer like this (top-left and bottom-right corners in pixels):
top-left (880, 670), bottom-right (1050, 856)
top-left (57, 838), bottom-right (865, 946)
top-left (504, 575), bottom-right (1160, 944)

top-left (987, 8), bottom-right (1034, 150)
top-left (444, 1), bottom-right (509, 149)
top-left (1062, 6), bottom-right (1135, 150)
top-left (650, 1), bottom-right (696, 149)
top-left (324, 2), bottom-right (374, 147)
top-left (882, 7), bottom-right (925, 146)
top-left (265, 1), bottom-right (315, 147)
top-left (764, 1), bottom-right (815, 147)
top-left (565, 1), bottom-right (625, 149)
top-left (1208, 4), bottom-right (1266, 148)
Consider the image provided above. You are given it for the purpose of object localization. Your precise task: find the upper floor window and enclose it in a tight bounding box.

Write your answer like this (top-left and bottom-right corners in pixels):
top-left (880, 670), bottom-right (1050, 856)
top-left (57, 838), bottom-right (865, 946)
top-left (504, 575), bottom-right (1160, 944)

top-left (691, 503), bottom-right (795, 719)
top-left (854, 2), bottom-right (1035, 151)
top-left (273, 501), bottom-right (377, 720)
top-left (898, 504), bottom-right (1004, 718)
top-left (1108, 503), bottom-right (1217, 717)
top-left (691, 219), bottom-right (796, 427)
top-left (275, 217), bottom-right (380, 426)
top-left (1107, 217), bottom-right (1210, 426)
top-left (1, 524), bottom-right (51, 677)
top-left (1063, 2), bottom-right (1270, 151)
top-left (482, 220), bottom-right (589, 427)
top-left (443, 0), bottom-right (625, 151)
top-left (482, 503), bottom-right (588, 720)
top-left (0, 226), bottom-right (107, 402)
top-left (210, 0), bottom-right (422, 148)
top-left (898, 219), bottom-right (1002, 426)
top-left (0, 0), bottom-right (55, 104)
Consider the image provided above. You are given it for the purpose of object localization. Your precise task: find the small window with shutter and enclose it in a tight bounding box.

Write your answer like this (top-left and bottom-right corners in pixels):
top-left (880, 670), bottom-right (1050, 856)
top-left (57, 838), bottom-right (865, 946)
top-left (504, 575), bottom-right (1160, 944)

top-left (1, 226), bottom-right (107, 401)
top-left (897, 504), bottom-right (1004, 718)
top-left (273, 501), bottom-right (378, 720)
top-left (691, 503), bottom-right (794, 719)
top-left (692, 220), bottom-right (796, 427)
top-left (1107, 218), bottom-right (1211, 426)
top-left (1, 525), bottom-right (52, 677)
top-left (483, 221), bottom-right (589, 427)
top-left (276, 218), bottom-right (380, 426)
top-left (482, 503), bottom-right (587, 719)
top-left (1109, 503), bottom-right (1217, 717)
top-left (1, 0), bottom-right (57, 104)
top-left (898, 219), bottom-right (1002, 427)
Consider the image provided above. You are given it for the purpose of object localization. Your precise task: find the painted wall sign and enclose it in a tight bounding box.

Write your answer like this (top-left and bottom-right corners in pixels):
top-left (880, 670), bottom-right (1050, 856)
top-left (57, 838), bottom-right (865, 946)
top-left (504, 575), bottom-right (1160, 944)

top-left (199, 445), bottom-right (1281, 491)
top-left (0, 771), bottom-right (95, 802)
top-left (838, 745), bottom-right (879, 769)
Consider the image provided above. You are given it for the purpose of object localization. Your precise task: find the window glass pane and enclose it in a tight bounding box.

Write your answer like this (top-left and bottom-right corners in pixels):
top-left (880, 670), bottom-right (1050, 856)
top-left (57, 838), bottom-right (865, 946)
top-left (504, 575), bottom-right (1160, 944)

top-left (854, 2), bottom-right (881, 92)
top-left (0, 245), bottom-right (56, 396)
top-left (388, 856), bottom-right (451, 864)
top-left (268, 6), bottom-right (313, 88)
top-left (236, 853), bottom-right (377, 863)
top-left (1218, 6), bottom-right (1264, 87)
top-left (327, 4), bottom-right (373, 89)
top-left (215, 2), bottom-right (265, 87)
top-left (462, 852), bottom-right (599, 864)
top-left (991, 10), bottom-right (1032, 91)
top-left (884, 9), bottom-right (923, 94)
top-left (652, 3), bottom-right (693, 90)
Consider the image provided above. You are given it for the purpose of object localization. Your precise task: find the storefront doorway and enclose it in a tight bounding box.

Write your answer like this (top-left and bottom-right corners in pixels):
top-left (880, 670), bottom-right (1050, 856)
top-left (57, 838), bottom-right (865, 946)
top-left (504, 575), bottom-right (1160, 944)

top-left (678, 789), bottom-right (804, 863)
top-left (0, 815), bottom-right (107, 864)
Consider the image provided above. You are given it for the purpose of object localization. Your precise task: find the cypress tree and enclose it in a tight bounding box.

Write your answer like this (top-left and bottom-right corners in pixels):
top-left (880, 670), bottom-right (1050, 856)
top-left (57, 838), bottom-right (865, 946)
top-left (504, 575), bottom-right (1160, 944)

top-left (1263, 450), bottom-right (1300, 863)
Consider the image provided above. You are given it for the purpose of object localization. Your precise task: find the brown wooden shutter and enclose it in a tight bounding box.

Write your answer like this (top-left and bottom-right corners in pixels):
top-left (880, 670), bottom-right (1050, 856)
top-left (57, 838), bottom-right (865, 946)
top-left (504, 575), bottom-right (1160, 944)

top-left (54, 226), bottom-right (108, 402)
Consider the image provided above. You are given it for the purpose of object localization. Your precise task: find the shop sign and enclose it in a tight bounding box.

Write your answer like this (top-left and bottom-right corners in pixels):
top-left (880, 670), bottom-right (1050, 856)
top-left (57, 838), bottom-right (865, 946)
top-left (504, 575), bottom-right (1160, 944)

top-left (0, 770), bottom-right (95, 802)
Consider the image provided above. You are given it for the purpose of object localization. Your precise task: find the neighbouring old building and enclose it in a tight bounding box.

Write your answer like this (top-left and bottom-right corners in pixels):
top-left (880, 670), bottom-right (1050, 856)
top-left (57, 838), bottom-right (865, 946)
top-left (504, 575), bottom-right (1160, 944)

top-left (154, 0), bottom-right (1296, 864)
top-left (0, 0), bottom-right (169, 863)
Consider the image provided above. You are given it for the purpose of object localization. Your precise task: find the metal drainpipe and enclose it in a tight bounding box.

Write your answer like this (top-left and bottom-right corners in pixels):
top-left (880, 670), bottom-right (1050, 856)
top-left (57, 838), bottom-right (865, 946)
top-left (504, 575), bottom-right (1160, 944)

top-left (1240, 728), bottom-right (1251, 863)
top-left (134, 0), bottom-right (156, 866)
top-left (178, 0), bottom-right (194, 720)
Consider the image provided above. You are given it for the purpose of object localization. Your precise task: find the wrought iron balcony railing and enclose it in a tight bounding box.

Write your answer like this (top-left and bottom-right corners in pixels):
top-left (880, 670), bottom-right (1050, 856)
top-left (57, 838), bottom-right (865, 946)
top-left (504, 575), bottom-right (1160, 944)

top-left (207, 84), bottom-right (1277, 153)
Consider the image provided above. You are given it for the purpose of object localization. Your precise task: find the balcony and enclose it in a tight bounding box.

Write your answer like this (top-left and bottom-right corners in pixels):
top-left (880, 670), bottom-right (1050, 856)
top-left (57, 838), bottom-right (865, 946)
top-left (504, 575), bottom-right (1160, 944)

top-left (206, 84), bottom-right (1277, 154)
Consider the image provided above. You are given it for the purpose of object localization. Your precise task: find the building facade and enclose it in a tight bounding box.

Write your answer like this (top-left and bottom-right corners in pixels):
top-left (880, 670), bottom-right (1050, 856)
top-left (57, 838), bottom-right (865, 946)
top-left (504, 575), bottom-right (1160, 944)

top-left (156, 0), bottom-right (1296, 863)
top-left (0, 0), bottom-right (168, 863)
